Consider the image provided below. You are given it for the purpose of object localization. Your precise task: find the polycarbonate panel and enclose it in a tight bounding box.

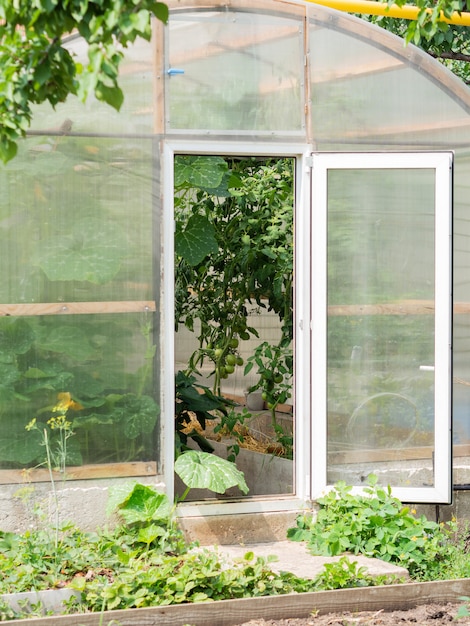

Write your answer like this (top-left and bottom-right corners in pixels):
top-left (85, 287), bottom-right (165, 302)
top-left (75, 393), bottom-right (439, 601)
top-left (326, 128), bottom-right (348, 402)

top-left (0, 132), bottom-right (161, 468)
top-left (327, 169), bottom-right (437, 487)
top-left (0, 136), bottom-right (153, 303)
top-left (453, 153), bottom-right (470, 450)
top-left (167, 10), bottom-right (304, 133)
top-left (0, 313), bottom-right (159, 468)
top-left (309, 21), bottom-right (469, 147)
top-left (29, 36), bottom-right (155, 135)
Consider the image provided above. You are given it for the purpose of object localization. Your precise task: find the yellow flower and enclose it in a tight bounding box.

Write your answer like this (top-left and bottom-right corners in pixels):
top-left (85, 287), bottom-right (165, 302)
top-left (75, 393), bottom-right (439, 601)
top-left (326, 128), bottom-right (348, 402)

top-left (53, 392), bottom-right (83, 413)
top-left (25, 418), bottom-right (37, 431)
top-left (47, 414), bottom-right (72, 431)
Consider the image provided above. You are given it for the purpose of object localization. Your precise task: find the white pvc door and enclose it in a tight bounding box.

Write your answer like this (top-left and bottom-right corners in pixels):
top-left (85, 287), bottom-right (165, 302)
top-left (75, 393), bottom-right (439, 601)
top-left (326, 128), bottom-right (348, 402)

top-left (311, 152), bottom-right (453, 503)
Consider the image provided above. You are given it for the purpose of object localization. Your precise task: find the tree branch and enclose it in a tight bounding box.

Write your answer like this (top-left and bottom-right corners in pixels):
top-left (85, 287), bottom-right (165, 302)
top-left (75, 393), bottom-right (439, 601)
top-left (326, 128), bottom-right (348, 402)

top-left (428, 49), bottom-right (470, 63)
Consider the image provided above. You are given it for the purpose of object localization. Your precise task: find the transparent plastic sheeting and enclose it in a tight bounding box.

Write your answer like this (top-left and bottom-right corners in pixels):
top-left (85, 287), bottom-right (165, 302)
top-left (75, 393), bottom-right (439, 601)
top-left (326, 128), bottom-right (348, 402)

top-left (0, 133), bottom-right (159, 469)
top-left (167, 11), bottom-right (305, 133)
top-left (326, 168), bottom-right (436, 488)
top-left (309, 23), bottom-right (470, 147)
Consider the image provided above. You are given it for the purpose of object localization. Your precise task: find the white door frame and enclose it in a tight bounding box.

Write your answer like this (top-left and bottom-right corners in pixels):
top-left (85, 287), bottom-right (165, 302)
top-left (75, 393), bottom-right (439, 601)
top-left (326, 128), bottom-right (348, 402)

top-left (310, 152), bottom-right (453, 504)
top-left (162, 140), bottom-right (313, 516)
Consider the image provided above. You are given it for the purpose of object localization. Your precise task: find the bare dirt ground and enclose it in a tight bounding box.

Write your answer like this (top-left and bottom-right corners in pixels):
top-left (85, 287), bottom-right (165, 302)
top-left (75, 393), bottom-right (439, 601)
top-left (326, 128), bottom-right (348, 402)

top-left (238, 602), bottom-right (470, 625)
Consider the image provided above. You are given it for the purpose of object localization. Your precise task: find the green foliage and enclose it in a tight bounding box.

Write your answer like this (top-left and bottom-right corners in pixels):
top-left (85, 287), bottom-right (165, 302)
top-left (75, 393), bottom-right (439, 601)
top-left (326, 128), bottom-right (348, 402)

top-left (35, 217), bottom-right (127, 284)
top-left (109, 482), bottom-right (172, 526)
top-left (287, 475), bottom-right (458, 580)
top-left (174, 449), bottom-right (249, 496)
top-left (456, 596), bottom-right (470, 619)
top-left (0, 1), bottom-right (168, 162)
top-left (175, 370), bottom-right (235, 455)
top-left (244, 341), bottom-right (294, 458)
top-left (175, 156), bottom-right (295, 461)
top-left (245, 342), bottom-right (293, 409)
top-left (365, 3), bottom-right (470, 84)
top-left (2, 315), bottom-right (159, 467)
top-left (0, 480), bottom-right (391, 619)
top-left (2, 478), bottom-right (412, 619)
top-left (386, 0), bottom-right (466, 46)
top-left (311, 555), bottom-right (394, 590)
top-left (175, 156), bottom-right (294, 393)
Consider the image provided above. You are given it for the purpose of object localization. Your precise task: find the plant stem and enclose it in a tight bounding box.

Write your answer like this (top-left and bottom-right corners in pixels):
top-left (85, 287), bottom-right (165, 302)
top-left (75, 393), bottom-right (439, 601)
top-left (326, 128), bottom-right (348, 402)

top-left (43, 428), bottom-right (59, 566)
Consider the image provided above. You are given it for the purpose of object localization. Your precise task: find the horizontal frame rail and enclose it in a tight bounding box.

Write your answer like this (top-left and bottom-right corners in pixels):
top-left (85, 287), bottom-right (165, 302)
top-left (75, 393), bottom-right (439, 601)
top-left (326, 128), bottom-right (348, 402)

top-left (0, 301), bottom-right (156, 316)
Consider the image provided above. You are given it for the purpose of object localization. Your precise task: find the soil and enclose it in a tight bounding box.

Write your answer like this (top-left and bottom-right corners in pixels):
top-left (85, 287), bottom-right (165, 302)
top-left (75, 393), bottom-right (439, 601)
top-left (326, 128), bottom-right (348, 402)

top-left (237, 602), bottom-right (470, 625)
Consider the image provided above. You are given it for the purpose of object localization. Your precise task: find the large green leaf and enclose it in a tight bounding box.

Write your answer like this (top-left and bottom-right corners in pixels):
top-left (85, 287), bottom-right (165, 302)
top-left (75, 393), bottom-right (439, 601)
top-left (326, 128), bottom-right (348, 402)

top-left (174, 450), bottom-right (249, 495)
top-left (0, 430), bottom-right (42, 464)
top-left (174, 156), bottom-right (227, 189)
top-left (0, 319), bottom-right (35, 358)
top-left (176, 383), bottom-right (223, 413)
top-left (35, 218), bottom-right (127, 284)
top-left (120, 394), bottom-right (159, 439)
top-left (37, 326), bottom-right (94, 361)
top-left (175, 214), bottom-right (218, 266)
top-left (0, 362), bottom-right (20, 388)
top-left (108, 483), bottom-right (171, 524)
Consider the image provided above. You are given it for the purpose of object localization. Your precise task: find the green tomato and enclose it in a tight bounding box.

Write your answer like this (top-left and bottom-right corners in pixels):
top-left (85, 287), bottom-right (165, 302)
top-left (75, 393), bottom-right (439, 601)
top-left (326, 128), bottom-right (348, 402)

top-left (214, 348), bottom-right (223, 359)
top-left (226, 354), bottom-right (237, 366)
top-left (274, 373), bottom-right (284, 384)
top-left (225, 364), bottom-right (235, 374)
top-left (229, 338), bottom-right (239, 349)
top-left (236, 356), bottom-right (244, 366)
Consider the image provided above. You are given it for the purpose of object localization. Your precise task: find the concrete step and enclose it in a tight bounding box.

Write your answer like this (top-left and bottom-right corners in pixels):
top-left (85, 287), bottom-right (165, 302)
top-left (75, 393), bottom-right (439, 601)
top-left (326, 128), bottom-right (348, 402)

top-left (211, 540), bottom-right (409, 581)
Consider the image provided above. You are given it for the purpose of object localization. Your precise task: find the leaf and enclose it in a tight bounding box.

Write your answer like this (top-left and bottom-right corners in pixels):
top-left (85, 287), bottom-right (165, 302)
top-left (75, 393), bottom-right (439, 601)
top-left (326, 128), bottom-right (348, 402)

top-left (0, 429), bottom-right (43, 464)
top-left (37, 326), bottom-right (94, 361)
top-left (137, 523), bottom-right (165, 545)
top-left (35, 218), bottom-right (127, 284)
top-left (175, 214), bottom-right (218, 266)
top-left (174, 156), bottom-right (227, 189)
top-left (95, 83), bottom-right (124, 111)
top-left (152, 2), bottom-right (169, 24)
top-left (176, 384), bottom-right (223, 413)
top-left (113, 483), bottom-right (172, 524)
top-left (121, 394), bottom-right (160, 439)
top-left (0, 137), bottom-right (18, 163)
top-left (0, 319), bottom-right (35, 356)
top-left (174, 450), bottom-right (249, 495)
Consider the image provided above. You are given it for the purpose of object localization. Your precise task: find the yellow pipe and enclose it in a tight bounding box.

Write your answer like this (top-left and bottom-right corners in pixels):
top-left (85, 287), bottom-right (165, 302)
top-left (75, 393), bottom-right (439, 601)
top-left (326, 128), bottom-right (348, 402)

top-left (306, 0), bottom-right (470, 26)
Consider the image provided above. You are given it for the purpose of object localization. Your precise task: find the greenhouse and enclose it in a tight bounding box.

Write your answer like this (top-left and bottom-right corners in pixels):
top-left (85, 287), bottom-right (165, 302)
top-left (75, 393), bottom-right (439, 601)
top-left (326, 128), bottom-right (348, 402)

top-left (0, 0), bottom-right (469, 531)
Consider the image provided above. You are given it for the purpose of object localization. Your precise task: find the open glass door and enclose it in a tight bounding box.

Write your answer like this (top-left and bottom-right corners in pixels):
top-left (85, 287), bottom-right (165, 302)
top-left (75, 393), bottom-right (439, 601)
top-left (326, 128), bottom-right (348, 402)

top-left (311, 152), bottom-right (453, 503)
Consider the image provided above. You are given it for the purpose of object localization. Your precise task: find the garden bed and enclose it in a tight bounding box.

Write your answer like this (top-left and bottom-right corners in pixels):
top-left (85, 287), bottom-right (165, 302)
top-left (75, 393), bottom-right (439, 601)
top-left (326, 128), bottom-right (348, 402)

top-left (5, 579), bottom-right (470, 626)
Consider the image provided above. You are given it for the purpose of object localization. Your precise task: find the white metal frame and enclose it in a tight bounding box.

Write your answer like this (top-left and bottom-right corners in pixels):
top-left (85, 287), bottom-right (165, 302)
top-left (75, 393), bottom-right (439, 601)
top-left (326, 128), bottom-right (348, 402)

top-left (162, 140), bottom-right (313, 516)
top-left (310, 152), bottom-right (454, 504)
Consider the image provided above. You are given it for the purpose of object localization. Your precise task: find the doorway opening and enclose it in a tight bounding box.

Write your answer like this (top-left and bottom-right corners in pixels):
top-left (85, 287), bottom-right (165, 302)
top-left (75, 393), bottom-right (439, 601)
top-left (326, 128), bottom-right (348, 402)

top-left (173, 155), bottom-right (296, 500)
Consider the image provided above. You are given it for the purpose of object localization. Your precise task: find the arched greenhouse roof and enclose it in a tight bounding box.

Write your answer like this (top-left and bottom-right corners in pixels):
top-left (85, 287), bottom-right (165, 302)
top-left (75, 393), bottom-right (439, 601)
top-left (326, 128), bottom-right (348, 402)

top-left (26, 0), bottom-right (470, 151)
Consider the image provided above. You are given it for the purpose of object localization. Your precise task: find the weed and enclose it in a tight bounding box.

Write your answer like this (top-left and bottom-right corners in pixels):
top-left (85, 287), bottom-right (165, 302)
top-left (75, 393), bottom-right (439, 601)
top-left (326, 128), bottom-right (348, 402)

top-left (311, 556), bottom-right (394, 590)
top-left (456, 596), bottom-right (470, 619)
top-left (287, 474), bottom-right (458, 580)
